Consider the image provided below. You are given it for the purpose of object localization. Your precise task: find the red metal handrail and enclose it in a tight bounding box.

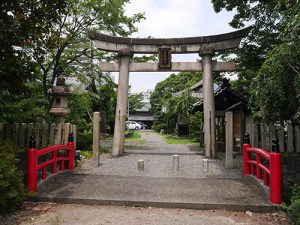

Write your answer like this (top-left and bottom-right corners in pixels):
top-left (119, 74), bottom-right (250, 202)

top-left (27, 142), bottom-right (75, 192)
top-left (243, 143), bottom-right (282, 204)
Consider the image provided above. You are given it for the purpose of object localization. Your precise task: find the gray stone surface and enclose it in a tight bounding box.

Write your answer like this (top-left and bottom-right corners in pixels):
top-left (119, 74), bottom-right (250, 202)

top-left (36, 173), bottom-right (274, 212)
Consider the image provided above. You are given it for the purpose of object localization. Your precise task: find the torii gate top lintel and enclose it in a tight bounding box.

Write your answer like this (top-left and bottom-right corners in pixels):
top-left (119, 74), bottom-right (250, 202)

top-left (87, 26), bottom-right (252, 54)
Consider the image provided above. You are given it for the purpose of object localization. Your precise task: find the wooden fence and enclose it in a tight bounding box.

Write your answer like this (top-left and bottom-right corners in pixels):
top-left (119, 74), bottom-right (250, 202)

top-left (0, 123), bottom-right (76, 150)
top-left (246, 121), bottom-right (300, 153)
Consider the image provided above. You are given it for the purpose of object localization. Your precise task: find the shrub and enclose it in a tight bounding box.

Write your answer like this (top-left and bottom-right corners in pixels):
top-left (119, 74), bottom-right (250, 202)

top-left (283, 184), bottom-right (300, 224)
top-left (153, 123), bottom-right (167, 133)
top-left (76, 131), bottom-right (93, 151)
top-left (125, 130), bottom-right (140, 138)
top-left (188, 112), bottom-right (202, 140)
top-left (0, 142), bottom-right (27, 214)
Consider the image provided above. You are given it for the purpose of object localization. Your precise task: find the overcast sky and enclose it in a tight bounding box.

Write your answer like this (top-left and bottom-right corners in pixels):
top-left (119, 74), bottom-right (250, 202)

top-left (116, 0), bottom-right (237, 93)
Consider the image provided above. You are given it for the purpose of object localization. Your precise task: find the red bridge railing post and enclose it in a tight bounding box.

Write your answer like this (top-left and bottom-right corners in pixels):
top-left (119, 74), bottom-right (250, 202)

top-left (67, 133), bottom-right (75, 170)
top-left (67, 142), bottom-right (75, 170)
top-left (270, 138), bottom-right (282, 204)
top-left (27, 136), bottom-right (38, 192)
top-left (243, 144), bottom-right (251, 175)
top-left (243, 133), bottom-right (251, 175)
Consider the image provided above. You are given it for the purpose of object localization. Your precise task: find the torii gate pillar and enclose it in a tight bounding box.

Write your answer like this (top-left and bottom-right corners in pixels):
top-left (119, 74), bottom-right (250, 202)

top-left (112, 49), bottom-right (131, 156)
top-left (201, 50), bottom-right (216, 158)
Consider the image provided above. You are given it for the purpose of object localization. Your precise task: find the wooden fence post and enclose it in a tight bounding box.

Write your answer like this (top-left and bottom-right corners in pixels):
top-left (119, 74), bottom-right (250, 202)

top-left (251, 123), bottom-right (259, 147)
top-left (267, 124), bottom-right (274, 151)
top-left (13, 123), bottom-right (19, 146)
top-left (55, 123), bottom-right (63, 144)
top-left (63, 123), bottom-right (70, 144)
top-left (278, 125), bottom-right (285, 152)
top-left (49, 123), bottom-right (56, 145)
top-left (41, 123), bottom-right (49, 148)
top-left (287, 124), bottom-right (294, 152)
top-left (19, 123), bottom-right (27, 148)
top-left (34, 123), bottom-right (41, 149)
top-left (27, 123), bottom-right (33, 148)
top-left (71, 124), bottom-right (77, 150)
top-left (260, 124), bottom-right (266, 150)
top-left (296, 125), bottom-right (300, 153)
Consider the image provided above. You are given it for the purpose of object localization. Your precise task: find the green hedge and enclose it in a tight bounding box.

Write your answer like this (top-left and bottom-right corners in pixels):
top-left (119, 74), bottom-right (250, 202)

top-left (0, 142), bottom-right (27, 214)
top-left (284, 185), bottom-right (300, 224)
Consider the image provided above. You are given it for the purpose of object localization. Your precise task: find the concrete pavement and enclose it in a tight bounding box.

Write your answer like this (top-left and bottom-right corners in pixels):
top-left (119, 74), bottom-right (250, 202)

top-left (35, 172), bottom-right (276, 212)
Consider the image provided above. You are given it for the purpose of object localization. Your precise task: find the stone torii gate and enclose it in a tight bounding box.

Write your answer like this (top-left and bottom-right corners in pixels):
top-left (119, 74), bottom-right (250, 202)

top-left (88, 27), bottom-right (251, 157)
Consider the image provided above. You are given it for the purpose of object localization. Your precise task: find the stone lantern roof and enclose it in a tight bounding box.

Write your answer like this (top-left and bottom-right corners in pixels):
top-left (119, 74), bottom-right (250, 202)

top-left (48, 77), bottom-right (72, 96)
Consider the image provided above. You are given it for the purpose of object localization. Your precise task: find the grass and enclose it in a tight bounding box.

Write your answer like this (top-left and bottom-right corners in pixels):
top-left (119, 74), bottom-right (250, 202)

top-left (124, 131), bottom-right (146, 143)
top-left (162, 134), bottom-right (199, 145)
top-left (80, 146), bottom-right (110, 159)
top-left (80, 150), bottom-right (93, 158)
top-left (99, 145), bottom-right (110, 154)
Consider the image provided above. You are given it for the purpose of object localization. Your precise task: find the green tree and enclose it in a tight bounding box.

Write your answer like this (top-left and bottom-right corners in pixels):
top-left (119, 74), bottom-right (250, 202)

top-left (150, 72), bottom-right (201, 133)
top-left (29, 0), bottom-right (144, 105)
top-left (188, 112), bottom-right (203, 140)
top-left (211, 0), bottom-right (300, 123)
top-left (0, 0), bottom-right (67, 122)
top-left (129, 93), bottom-right (144, 112)
top-left (254, 43), bottom-right (300, 123)
top-left (0, 0), bottom-right (144, 125)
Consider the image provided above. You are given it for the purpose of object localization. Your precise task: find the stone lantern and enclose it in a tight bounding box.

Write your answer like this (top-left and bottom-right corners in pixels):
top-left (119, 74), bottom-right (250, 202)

top-left (48, 77), bottom-right (72, 123)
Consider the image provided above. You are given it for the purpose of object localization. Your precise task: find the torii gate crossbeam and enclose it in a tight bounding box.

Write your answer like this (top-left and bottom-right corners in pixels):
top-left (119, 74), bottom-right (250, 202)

top-left (88, 27), bottom-right (251, 157)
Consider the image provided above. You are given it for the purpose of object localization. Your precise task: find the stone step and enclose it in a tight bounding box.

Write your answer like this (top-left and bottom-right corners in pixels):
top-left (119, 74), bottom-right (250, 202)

top-left (34, 173), bottom-right (278, 212)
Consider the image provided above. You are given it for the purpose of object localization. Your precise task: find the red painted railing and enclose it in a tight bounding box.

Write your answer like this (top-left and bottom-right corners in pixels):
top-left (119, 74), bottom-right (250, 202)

top-left (27, 140), bottom-right (75, 192)
top-left (243, 143), bottom-right (282, 204)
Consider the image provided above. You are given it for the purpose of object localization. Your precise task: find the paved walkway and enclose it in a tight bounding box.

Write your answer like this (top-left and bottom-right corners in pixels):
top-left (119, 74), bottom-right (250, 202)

top-left (35, 131), bottom-right (276, 212)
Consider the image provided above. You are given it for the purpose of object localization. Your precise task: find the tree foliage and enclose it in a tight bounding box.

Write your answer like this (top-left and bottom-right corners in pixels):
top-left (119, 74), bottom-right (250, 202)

top-left (150, 72), bottom-right (201, 133)
top-left (254, 43), bottom-right (300, 123)
top-left (0, 0), bottom-right (144, 128)
top-left (151, 72), bottom-right (201, 115)
top-left (129, 93), bottom-right (144, 113)
top-left (0, 0), bottom-right (67, 122)
top-left (211, 0), bottom-right (300, 123)
top-left (0, 0), bottom-right (67, 93)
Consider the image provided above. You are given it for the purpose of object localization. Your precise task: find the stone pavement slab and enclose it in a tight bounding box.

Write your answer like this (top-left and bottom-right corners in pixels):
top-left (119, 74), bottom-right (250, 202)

top-left (35, 172), bottom-right (276, 212)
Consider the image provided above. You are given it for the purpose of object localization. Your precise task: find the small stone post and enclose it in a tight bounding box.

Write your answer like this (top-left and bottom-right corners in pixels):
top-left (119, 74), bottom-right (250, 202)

top-left (137, 159), bottom-right (144, 170)
top-left (202, 158), bottom-right (209, 174)
top-left (172, 155), bottom-right (179, 171)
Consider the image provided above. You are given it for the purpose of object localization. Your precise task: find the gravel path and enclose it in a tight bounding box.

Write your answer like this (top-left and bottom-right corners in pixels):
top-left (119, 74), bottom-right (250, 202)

top-left (81, 130), bottom-right (242, 178)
